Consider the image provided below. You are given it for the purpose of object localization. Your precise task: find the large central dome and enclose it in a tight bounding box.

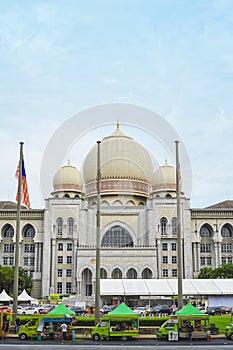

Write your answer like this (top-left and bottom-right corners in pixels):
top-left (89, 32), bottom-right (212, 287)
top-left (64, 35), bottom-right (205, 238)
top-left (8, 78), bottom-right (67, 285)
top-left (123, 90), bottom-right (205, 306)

top-left (83, 122), bottom-right (153, 199)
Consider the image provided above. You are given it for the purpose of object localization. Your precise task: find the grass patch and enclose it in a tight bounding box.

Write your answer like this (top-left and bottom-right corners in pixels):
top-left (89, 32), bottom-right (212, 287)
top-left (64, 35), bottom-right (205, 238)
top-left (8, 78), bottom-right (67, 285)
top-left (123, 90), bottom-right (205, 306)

top-left (209, 315), bottom-right (232, 333)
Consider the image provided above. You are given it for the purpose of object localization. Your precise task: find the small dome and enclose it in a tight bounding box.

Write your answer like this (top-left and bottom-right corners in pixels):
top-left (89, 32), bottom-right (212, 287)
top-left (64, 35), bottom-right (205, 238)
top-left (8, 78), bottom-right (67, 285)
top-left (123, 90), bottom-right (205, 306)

top-left (53, 160), bottom-right (83, 193)
top-left (83, 122), bottom-right (153, 198)
top-left (152, 159), bottom-right (176, 193)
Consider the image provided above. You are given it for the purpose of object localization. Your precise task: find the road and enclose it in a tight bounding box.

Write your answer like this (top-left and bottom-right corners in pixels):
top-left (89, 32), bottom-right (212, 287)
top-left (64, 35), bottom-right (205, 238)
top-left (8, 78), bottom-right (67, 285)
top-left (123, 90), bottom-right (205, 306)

top-left (1, 337), bottom-right (233, 349)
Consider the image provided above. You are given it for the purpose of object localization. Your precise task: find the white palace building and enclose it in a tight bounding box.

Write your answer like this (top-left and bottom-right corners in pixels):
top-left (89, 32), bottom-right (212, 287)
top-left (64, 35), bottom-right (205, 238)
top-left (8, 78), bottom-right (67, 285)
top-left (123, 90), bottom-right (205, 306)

top-left (0, 122), bottom-right (233, 303)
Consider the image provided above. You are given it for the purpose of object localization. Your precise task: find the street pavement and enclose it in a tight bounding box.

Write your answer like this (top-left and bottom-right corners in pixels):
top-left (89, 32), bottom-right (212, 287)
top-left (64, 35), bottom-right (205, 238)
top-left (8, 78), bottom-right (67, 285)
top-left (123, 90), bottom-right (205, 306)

top-left (1, 335), bottom-right (233, 349)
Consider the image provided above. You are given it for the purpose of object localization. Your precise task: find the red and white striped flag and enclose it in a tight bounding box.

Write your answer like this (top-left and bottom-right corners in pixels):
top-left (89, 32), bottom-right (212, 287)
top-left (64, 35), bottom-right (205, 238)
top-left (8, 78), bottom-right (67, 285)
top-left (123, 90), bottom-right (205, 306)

top-left (15, 156), bottom-right (30, 209)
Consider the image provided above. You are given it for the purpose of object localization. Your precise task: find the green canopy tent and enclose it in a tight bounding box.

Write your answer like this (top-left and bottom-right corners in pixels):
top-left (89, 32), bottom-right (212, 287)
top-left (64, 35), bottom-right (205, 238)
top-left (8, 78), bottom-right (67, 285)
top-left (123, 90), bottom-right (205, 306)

top-left (47, 302), bottom-right (75, 316)
top-left (176, 303), bottom-right (204, 315)
top-left (108, 302), bottom-right (138, 316)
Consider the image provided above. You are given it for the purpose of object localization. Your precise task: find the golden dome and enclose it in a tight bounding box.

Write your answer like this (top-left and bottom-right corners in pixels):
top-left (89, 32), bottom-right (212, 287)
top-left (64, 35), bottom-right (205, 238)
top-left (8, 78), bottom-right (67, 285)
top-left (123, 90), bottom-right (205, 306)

top-left (53, 160), bottom-right (83, 193)
top-left (152, 159), bottom-right (176, 192)
top-left (83, 123), bottom-right (153, 198)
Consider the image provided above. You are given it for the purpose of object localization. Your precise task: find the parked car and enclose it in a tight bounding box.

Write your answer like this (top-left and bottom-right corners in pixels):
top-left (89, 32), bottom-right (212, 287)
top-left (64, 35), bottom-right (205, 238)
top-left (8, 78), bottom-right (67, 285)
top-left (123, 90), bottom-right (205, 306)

top-left (206, 305), bottom-right (232, 315)
top-left (17, 306), bottom-right (40, 315)
top-left (206, 306), bottom-right (222, 315)
top-left (150, 305), bottom-right (172, 316)
top-left (100, 305), bottom-right (117, 315)
top-left (0, 305), bottom-right (12, 313)
top-left (69, 306), bottom-right (88, 315)
top-left (221, 306), bottom-right (232, 314)
top-left (39, 305), bottom-right (55, 314)
top-left (134, 306), bottom-right (150, 316)
top-left (86, 306), bottom-right (95, 314)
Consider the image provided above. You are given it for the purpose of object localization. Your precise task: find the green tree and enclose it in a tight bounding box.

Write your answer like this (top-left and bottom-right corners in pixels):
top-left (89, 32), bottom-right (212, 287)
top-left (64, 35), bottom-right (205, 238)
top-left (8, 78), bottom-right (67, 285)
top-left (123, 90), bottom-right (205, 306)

top-left (198, 263), bottom-right (233, 279)
top-left (198, 266), bottom-right (213, 279)
top-left (211, 263), bottom-right (233, 279)
top-left (0, 265), bottom-right (33, 295)
top-left (0, 265), bottom-right (14, 292)
top-left (18, 267), bottom-right (33, 294)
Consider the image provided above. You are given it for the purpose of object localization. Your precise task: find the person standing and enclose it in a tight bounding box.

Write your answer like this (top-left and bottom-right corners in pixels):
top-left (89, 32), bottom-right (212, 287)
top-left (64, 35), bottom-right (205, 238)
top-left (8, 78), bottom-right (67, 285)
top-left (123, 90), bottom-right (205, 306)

top-left (15, 317), bottom-right (21, 333)
top-left (187, 322), bottom-right (193, 343)
top-left (48, 322), bottom-right (54, 340)
top-left (61, 322), bottom-right (68, 340)
top-left (2, 318), bottom-right (10, 340)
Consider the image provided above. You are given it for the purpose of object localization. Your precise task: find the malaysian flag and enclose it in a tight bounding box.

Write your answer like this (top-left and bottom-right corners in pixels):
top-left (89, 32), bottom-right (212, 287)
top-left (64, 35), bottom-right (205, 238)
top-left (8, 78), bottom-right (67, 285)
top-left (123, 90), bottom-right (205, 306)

top-left (15, 156), bottom-right (30, 209)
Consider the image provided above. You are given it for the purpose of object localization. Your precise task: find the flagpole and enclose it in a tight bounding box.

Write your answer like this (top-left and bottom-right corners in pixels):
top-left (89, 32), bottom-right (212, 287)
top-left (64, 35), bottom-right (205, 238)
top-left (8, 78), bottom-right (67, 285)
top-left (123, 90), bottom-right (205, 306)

top-left (175, 140), bottom-right (183, 310)
top-left (95, 140), bottom-right (101, 325)
top-left (13, 142), bottom-right (24, 323)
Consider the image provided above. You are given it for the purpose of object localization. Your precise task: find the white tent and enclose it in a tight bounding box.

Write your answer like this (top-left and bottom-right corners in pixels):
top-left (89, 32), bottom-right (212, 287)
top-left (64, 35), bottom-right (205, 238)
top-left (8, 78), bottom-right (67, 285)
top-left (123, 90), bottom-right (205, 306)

top-left (100, 279), bottom-right (233, 296)
top-left (0, 289), bottom-right (13, 304)
top-left (18, 289), bottom-right (37, 304)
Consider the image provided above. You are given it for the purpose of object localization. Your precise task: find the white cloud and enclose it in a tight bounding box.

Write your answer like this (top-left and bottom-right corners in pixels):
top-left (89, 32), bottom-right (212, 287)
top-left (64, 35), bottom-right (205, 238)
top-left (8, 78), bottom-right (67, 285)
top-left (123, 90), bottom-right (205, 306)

top-left (102, 76), bottom-right (119, 85)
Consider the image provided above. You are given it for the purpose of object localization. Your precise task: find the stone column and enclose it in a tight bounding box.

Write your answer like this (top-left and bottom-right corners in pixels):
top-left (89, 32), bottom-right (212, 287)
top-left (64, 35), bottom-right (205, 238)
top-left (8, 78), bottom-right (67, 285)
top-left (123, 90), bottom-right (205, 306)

top-left (72, 241), bottom-right (77, 292)
top-left (34, 243), bottom-right (38, 272)
top-left (214, 242), bottom-right (218, 268)
top-left (218, 242), bottom-right (222, 266)
top-left (196, 243), bottom-right (200, 272)
top-left (50, 239), bottom-right (56, 293)
top-left (156, 239), bottom-right (161, 278)
top-left (192, 242), bottom-right (198, 274)
top-left (38, 243), bottom-right (42, 272)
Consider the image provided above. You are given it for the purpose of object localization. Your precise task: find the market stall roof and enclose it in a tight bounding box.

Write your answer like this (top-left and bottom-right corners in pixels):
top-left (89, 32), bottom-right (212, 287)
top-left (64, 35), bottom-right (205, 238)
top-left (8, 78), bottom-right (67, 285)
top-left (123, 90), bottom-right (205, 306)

top-left (176, 303), bottom-right (204, 315)
top-left (0, 289), bottom-right (13, 302)
top-left (48, 302), bottom-right (75, 316)
top-left (109, 302), bottom-right (137, 315)
top-left (100, 279), bottom-right (233, 296)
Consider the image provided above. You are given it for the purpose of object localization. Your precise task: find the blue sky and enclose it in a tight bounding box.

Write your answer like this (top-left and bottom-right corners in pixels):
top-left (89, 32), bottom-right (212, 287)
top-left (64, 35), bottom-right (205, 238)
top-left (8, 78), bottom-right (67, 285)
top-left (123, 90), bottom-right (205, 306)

top-left (0, 0), bottom-right (233, 208)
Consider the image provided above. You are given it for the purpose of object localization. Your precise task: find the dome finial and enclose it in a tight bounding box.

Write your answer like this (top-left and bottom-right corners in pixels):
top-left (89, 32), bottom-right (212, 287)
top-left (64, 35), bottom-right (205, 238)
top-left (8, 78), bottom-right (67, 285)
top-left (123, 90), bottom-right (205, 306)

top-left (164, 158), bottom-right (168, 166)
top-left (67, 159), bottom-right (71, 166)
top-left (116, 118), bottom-right (120, 130)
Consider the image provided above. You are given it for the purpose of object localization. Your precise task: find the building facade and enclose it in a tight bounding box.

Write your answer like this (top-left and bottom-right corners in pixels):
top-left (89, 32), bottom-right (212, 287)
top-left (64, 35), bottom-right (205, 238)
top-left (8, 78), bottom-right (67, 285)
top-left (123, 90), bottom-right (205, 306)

top-left (0, 123), bottom-right (233, 302)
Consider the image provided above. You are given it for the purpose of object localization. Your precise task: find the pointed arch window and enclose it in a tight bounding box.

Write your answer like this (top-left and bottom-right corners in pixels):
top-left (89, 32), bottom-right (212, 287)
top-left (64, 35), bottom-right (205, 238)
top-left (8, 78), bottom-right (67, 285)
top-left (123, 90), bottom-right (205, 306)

top-left (23, 224), bottom-right (35, 238)
top-left (100, 268), bottom-right (107, 279)
top-left (142, 268), bottom-right (152, 279)
top-left (112, 268), bottom-right (122, 279)
top-left (82, 268), bottom-right (92, 296)
top-left (171, 217), bottom-right (177, 235)
top-left (200, 224), bottom-right (213, 238)
top-left (127, 268), bottom-right (137, 279)
top-left (68, 217), bottom-right (74, 235)
top-left (221, 224), bottom-right (233, 238)
top-left (57, 218), bottom-right (63, 234)
top-left (160, 217), bottom-right (167, 235)
top-left (101, 225), bottom-right (133, 247)
top-left (2, 224), bottom-right (14, 238)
